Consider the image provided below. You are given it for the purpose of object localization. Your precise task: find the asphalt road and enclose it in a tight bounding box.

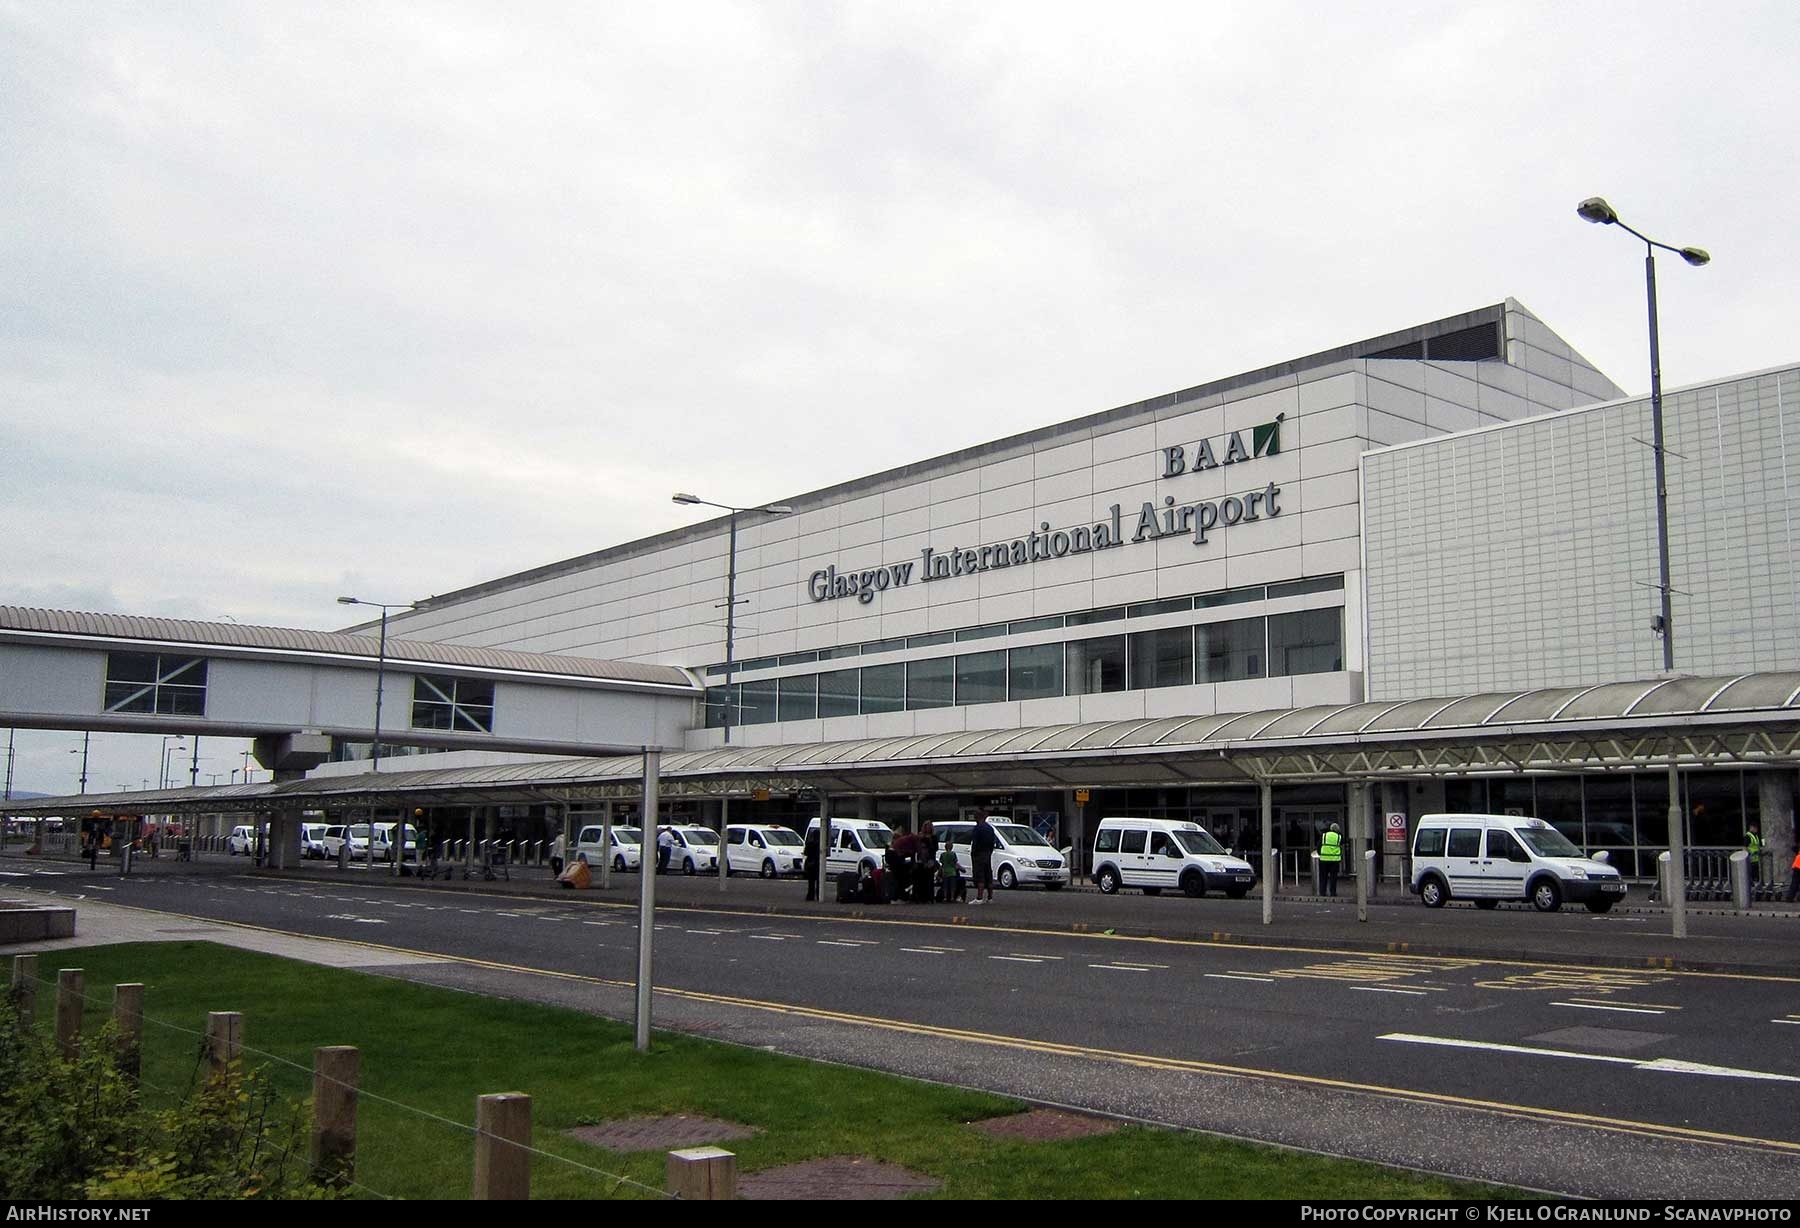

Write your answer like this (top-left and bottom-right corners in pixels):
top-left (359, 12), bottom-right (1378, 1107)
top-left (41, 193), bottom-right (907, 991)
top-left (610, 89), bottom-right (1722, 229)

top-left (9, 858), bottom-right (1800, 1199)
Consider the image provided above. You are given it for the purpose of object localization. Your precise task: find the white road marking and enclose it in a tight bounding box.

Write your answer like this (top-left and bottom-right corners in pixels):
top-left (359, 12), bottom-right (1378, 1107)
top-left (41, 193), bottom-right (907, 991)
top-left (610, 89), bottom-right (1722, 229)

top-left (1010, 953), bottom-right (1064, 961)
top-left (817, 940), bottom-right (865, 948)
top-left (901, 947), bottom-right (946, 955)
top-left (750, 935), bottom-right (787, 942)
top-left (686, 929), bottom-right (722, 935)
top-left (1353, 987), bottom-right (1428, 996)
top-left (1551, 1001), bottom-right (1667, 1016)
top-left (1381, 1033), bottom-right (1800, 1083)
top-left (1207, 973), bottom-right (1274, 983)
top-left (1774, 1019), bottom-right (1800, 1027)
top-left (990, 955), bottom-right (1044, 964)
top-left (1090, 964), bottom-right (1148, 972)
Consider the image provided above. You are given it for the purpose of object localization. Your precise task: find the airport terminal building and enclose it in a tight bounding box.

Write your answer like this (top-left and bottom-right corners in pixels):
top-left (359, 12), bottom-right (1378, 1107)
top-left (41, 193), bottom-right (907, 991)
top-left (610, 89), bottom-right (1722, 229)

top-left (317, 299), bottom-right (1800, 876)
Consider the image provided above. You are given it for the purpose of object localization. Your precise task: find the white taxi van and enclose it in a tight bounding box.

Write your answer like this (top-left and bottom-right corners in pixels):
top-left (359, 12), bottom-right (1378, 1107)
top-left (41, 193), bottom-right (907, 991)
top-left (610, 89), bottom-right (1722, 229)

top-left (1409, 813), bottom-right (1627, 913)
top-left (1091, 817), bottom-right (1255, 898)
top-left (725, 824), bottom-right (806, 877)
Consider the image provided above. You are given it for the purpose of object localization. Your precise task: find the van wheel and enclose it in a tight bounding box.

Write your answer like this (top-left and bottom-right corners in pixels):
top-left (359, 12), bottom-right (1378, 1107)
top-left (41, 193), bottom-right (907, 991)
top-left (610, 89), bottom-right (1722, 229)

top-left (1474, 899), bottom-right (1499, 910)
top-left (1143, 887), bottom-right (1162, 897)
top-left (1096, 867), bottom-right (1121, 895)
top-left (998, 865), bottom-right (1017, 890)
top-left (761, 858), bottom-right (777, 879)
top-left (613, 855), bottom-right (627, 873)
top-left (1419, 875), bottom-right (1448, 908)
top-left (682, 858), bottom-right (696, 876)
top-left (1531, 879), bottom-right (1562, 913)
top-left (1180, 870), bottom-right (1205, 898)
top-left (1585, 898), bottom-right (1615, 914)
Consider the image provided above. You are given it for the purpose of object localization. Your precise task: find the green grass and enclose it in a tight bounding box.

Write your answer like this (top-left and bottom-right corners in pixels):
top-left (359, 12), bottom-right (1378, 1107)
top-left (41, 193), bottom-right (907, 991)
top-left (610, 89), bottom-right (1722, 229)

top-left (30, 943), bottom-right (1518, 1200)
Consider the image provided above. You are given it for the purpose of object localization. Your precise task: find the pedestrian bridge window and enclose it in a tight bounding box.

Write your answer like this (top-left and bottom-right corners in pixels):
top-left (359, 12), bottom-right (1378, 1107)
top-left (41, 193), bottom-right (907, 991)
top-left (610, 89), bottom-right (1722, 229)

top-left (104, 653), bottom-right (208, 716)
top-left (410, 674), bottom-right (496, 733)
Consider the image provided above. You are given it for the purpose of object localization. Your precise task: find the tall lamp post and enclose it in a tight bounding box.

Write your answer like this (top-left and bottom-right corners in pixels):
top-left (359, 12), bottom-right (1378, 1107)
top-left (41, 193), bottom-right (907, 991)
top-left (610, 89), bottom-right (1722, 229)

top-left (1577, 196), bottom-right (1709, 939)
top-left (69, 733), bottom-right (90, 793)
top-left (338, 596), bottom-right (419, 876)
top-left (159, 738), bottom-right (187, 790)
top-left (670, 494), bottom-right (793, 745)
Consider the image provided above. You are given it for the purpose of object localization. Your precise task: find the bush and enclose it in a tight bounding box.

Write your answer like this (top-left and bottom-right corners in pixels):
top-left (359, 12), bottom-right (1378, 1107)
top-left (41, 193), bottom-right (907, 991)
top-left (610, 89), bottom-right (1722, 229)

top-left (0, 997), bottom-right (341, 1201)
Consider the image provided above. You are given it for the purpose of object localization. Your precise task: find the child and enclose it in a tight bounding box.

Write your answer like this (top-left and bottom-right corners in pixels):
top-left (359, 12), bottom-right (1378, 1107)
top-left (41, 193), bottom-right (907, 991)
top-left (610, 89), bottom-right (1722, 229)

top-left (938, 840), bottom-right (964, 903)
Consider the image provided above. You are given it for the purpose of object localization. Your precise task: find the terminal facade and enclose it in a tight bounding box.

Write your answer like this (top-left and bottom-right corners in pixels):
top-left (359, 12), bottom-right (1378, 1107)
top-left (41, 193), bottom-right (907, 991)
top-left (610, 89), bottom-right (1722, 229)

top-left (312, 299), bottom-right (1799, 879)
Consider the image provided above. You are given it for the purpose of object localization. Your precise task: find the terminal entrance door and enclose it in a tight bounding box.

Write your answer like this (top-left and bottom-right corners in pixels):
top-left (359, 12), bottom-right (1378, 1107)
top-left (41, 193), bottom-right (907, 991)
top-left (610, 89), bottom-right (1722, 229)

top-left (1280, 808), bottom-right (1343, 884)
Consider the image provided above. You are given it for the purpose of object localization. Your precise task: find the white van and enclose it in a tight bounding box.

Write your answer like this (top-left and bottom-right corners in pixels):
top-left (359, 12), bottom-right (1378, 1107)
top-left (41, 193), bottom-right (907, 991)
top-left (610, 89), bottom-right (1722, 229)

top-left (346, 822), bottom-right (420, 861)
top-left (1409, 813), bottom-right (1626, 913)
top-left (725, 824), bottom-right (806, 877)
top-left (933, 820), bottom-right (1069, 890)
top-left (300, 823), bottom-right (332, 859)
top-left (1091, 817), bottom-right (1256, 898)
top-left (802, 817), bottom-right (893, 879)
top-left (573, 824), bottom-right (642, 872)
top-left (661, 825), bottom-right (721, 875)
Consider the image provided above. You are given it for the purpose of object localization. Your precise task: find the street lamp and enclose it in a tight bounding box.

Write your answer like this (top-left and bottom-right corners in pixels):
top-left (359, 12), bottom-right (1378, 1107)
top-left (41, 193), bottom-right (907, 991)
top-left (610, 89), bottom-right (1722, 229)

top-left (338, 595), bottom-right (419, 876)
top-left (671, 494), bottom-right (793, 745)
top-left (68, 732), bottom-right (90, 793)
top-left (159, 737), bottom-right (187, 790)
top-left (1577, 195), bottom-right (1709, 941)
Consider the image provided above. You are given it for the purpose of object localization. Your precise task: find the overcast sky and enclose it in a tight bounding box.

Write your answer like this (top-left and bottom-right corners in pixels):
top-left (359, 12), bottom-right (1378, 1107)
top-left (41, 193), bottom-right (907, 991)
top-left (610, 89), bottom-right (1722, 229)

top-left (3, 1), bottom-right (1795, 794)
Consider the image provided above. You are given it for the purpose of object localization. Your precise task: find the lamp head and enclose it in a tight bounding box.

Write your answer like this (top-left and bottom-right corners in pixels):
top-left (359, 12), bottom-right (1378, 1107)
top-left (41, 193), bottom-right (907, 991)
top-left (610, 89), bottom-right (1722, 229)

top-left (1679, 246), bottom-right (1711, 267)
top-left (762, 504), bottom-right (794, 515)
top-left (337, 596), bottom-right (359, 605)
top-left (1576, 196), bottom-right (1618, 225)
top-left (671, 493), bottom-right (702, 505)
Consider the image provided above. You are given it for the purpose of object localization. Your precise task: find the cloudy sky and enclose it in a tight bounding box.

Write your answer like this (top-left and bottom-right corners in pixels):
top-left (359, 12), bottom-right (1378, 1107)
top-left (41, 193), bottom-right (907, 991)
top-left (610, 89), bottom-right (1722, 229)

top-left (2, 1), bottom-right (1795, 793)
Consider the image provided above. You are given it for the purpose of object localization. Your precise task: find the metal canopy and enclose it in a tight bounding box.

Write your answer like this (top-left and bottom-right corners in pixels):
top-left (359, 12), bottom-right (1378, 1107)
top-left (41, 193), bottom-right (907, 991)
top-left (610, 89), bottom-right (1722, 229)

top-left (10, 670), bottom-right (1800, 817)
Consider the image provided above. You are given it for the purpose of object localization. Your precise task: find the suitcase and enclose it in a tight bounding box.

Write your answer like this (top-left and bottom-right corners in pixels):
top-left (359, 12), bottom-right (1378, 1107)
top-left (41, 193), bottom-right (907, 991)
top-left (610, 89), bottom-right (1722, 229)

top-left (835, 871), bottom-right (858, 903)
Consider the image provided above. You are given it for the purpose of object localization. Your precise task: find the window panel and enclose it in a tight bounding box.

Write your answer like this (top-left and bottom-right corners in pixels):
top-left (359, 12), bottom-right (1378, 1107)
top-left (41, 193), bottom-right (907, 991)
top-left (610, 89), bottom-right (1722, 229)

top-left (1128, 627), bottom-right (1194, 690)
top-left (1007, 643), bottom-right (1063, 701)
top-left (778, 674), bottom-right (818, 722)
top-left (860, 663), bottom-right (904, 714)
top-left (104, 653), bottom-right (208, 717)
top-left (906, 657), bottom-right (954, 710)
top-left (954, 651), bottom-right (1006, 705)
top-left (1269, 608), bottom-right (1342, 675)
top-left (1066, 637), bottom-right (1125, 695)
top-left (817, 669), bottom-right (859, 719)
top-left (738, 678), bottom-right (779, 725)
top-left (1197, 617), bottom-right (1265, 683)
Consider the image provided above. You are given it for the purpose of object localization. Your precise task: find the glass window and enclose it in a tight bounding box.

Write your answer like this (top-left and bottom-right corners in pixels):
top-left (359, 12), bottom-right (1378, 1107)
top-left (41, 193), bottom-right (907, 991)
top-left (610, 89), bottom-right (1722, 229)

top-left (1267, 575), bottom-right (1344, 599)
top-left (860, 638), bottom-right (906, 656)
top-left (104, 653), bottom-right (209, 716)
top-left (907, 631), bottom-right (954, 648)
top-left (1129, 627), bottom-right (1195, 689)
top-left (906, 657), bottom-right (954, 709)
top-left (1535, 777), bottom-right (1583, 846)
top-left (954, 651), bottom-right (1006, 705)
top-left (1094, 828), bottom-right (1121, 854)
top-left (1195, 587), bottom-right (1265, 609)
top-left (703, 684), bottom-right (738, 729)
top-left (954, 624), bottom-right (1006, 642)
top-left (1007, 643), bottom-right (1063, 701)
top-left (778, 650), bottom-right (819, 665)
top-left (1447, 829), bottom-right (1482, 858)
top-left (1128, 597), bottom-right (1192, 619)
top-left (817, 669), bottom-right (859, 719)
top-left (1414, 827), bottom-right (1447, 857)
top-left (738, 678), bottom-right (779, 725)
top-left (738, 657), bottom-right (777, 672)
top-left (1066, 607), bottom-right (1125, 626)
top-left (1269, 609), bottom-right (1341, 675)
top-left (1686, 771), bottom-right (1745, 848)
top-left (1197, 617), bottom-right (1265, 682)
top-left (1066, 636), bottom-right (1126, 695)
top-left (1120, 829), bottom-right (1147, 854)
top-left (1486, 830), bottom-right (1527, 862)
top-left (778, 674), bottom-right (817, 722)
top-left (1008, 615), bottom-right (1064, 635)
top-left (411, 675), bottom-right (496, 733)
top-left (1148, 831), bottom-right (1176, 857)
top-left (860, 664), bottom-right (904, 714)
top-left (818, 645), bottom-right (861, 660)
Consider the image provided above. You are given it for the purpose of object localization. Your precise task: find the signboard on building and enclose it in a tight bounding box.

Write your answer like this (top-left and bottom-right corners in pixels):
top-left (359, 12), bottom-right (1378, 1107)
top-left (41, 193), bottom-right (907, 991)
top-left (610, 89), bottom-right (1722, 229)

top-left (1384, 813), bottom-right (1409, 846)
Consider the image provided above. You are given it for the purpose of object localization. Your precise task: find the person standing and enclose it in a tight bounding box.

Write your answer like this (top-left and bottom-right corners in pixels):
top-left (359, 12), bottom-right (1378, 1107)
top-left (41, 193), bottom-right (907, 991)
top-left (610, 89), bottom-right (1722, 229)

top-left (1318, 822), bottom-right (1344, 897)
top-left (656, 826), bottom-right (673, 874)
top-left (1785, 847), bottom-right (1800, 903)
top-left (1745, 820), bottom-right (1763, 894)
top-left (550, 829), bottom-right (566, 878)
top-left (971, 813), bottom-right (999, 904)
top-left (802, 824), bottom-right (821, 901)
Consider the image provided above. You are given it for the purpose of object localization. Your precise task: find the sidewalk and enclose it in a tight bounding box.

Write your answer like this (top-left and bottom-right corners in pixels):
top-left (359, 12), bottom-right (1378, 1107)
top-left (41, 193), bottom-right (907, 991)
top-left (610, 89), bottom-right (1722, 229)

top-left (7, 846), bottom-right (1798, 976)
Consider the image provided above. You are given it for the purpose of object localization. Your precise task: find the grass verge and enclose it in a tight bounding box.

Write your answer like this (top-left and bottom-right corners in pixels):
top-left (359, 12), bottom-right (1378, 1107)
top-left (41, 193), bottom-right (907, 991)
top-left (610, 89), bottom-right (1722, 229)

top-left (30, 942), bottom-right (1519, 1200)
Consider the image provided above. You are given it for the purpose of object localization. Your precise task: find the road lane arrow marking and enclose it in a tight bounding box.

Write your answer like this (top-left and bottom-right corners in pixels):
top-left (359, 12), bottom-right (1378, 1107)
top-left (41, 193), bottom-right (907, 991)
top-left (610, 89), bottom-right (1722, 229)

top-left (1381, 1033), bottom-right (1800, 1083)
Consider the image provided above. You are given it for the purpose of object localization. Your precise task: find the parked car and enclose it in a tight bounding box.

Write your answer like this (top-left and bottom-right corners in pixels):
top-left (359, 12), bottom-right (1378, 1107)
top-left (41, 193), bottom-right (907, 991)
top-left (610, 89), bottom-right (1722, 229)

top-left (572, 824), bottom-right (642, 872)
top-left (1410, 813), bottom-right (1627, 913)
top-left (933, 820), bottom-right (1069, 890)
top-left (801, 817), bottom-right (893, 879)
top-left (227, 824), bottom-right (261, 856)
top-left (345, 822), bottom-right (420, 862)
top-left (662, 825), bottom-right (720, 875)
top-left (300, 823), bottom-right (332, 859)
top-left (320, 824), bottom-right (349, 858)
top-left (1091, 817), bottom-right (1256, 898)
top-left (725, 824), bottom-right (806, 877)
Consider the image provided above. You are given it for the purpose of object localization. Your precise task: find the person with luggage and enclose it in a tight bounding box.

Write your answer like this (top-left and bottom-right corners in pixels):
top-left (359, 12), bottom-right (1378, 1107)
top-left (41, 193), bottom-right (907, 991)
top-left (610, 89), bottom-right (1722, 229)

top-left (971, 814), bottom-right (999, 904)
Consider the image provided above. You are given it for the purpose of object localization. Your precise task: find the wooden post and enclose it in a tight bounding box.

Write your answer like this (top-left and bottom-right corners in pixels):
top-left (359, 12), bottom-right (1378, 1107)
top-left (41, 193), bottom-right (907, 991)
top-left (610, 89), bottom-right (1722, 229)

top-left (472, 1092), bottom-right (532, 1200)
top-left (667, 1147), bottom-right (736, 1200)
top-left (10, 954), bottom-right (36, 1027)
top-left (55, 969), bottom-right (83, 1059)
top-left (112, 983), bottom-right (144, 1082)
top-left (311, 1046), bottom-right (360, 1185)
top-left (206, 1011), bottom-right (244, 1077)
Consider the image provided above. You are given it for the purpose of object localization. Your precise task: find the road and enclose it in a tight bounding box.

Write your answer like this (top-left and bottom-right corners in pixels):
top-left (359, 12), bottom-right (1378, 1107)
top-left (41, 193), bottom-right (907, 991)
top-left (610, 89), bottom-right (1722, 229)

top-left (8, 860), bottom-right (1800, 1199)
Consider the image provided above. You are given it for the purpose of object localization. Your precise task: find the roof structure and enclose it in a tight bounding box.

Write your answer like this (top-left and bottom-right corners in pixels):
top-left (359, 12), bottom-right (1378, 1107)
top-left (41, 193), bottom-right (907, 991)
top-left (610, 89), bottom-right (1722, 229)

top-left (0, 606), bottom-right (697, 691)
top-left (11, 672), bottom-right (1800, 815)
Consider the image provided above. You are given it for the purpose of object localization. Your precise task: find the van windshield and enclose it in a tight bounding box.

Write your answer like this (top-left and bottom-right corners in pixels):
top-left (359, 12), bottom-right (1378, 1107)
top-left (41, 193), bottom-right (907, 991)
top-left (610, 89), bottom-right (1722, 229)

top-left (1518, 826), bottom-right (1583, 858)
top-left (995, 824), bottom-right (1051, 847)
top-left (858, 827), bottom-right (892, 849)
top-left (681, 829), bottom-right (719, 846)
top-left (1173, 829), bottom-right (1226, 856)
top-left (761, 829), bottom-right (802, 847)
top-left (618, 828), bottom-right (643, 844)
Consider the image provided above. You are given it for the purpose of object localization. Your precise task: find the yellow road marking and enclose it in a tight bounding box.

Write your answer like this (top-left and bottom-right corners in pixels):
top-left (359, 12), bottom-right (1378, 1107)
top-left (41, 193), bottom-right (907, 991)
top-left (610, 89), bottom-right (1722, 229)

top-left (49, 896), bottom-right (1800, 1159)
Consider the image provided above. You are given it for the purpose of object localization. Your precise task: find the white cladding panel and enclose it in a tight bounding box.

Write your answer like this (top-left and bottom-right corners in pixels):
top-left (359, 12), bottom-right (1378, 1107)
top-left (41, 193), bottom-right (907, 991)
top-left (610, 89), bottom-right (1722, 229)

top-left (1364, 366), bottom-right (1800, 697)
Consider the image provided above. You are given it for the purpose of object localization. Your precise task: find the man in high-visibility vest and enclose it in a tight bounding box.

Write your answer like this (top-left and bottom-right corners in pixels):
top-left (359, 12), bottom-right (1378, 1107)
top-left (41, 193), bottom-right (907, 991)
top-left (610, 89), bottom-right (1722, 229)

top-left (1318, 822), bottom-right (1344, 897)
top-left (1745, 821), bottom-right (1763, 894)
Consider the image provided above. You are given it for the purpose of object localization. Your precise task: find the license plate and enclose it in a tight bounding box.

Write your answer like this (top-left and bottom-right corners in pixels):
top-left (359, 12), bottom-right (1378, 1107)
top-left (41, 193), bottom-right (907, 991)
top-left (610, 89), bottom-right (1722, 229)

top-left (1601, 882), bottom-right (1624, 893)
top-left (1234, 874), bottom-right (1252, 883)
